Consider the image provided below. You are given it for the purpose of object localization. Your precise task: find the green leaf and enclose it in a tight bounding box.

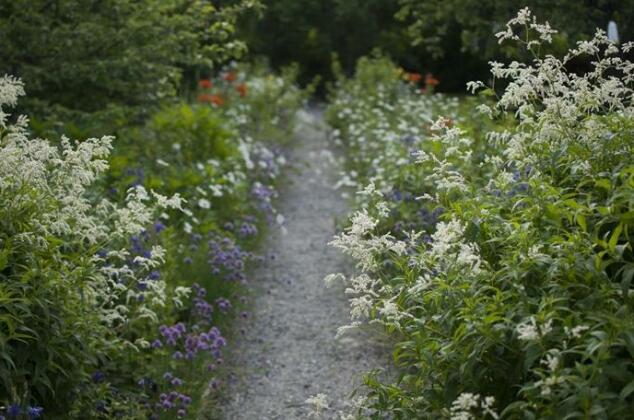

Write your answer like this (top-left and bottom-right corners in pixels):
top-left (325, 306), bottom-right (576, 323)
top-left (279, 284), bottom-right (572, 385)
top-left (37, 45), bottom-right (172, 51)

top-left (609, 223), bottom-right (624, 251)
top-left (620, 380), bottom-right (634, 399)
top-left (595, 178), bottom-right (612, 191)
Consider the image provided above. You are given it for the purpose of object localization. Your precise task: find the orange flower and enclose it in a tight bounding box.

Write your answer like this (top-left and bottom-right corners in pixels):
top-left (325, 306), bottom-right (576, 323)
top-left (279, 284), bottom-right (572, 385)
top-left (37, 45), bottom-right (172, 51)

top-left (198, 79), bottom-right (213, 89)
top-left (408, 72), bottom-right (422, 83)
top-left (224, 71), bottom-right (237, 83)
top-left (197, 93), bottom-right (213, 103)
top-left (425, 73), bottom-right (439, 87)
top-left (236, 83), bottom-right (248, 97)
top-left (210, 94), bottom-right (225, 106)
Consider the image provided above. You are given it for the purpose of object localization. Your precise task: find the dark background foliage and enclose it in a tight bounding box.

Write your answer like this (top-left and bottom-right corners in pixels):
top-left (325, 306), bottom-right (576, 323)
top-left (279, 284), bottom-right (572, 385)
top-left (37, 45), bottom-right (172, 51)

top-left (231, 0), bottom-right (634, 92)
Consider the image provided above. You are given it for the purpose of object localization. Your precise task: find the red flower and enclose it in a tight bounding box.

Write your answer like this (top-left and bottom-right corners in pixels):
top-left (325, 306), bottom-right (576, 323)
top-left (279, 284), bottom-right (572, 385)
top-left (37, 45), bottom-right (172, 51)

top-left (223, 72), bottom-right (237, 83)
top-left (197, 93), bottom-right (213, 103)
top-left (425, 73), bottom-right (439, 87)
top-left (210, 95), bottom-right (225, 106)
top-left (236, 83), bottom-right (248, 97)
top-left (198, 79), bottom-right (213, 89)
top-left (408, 72), bottom-right (422, 83)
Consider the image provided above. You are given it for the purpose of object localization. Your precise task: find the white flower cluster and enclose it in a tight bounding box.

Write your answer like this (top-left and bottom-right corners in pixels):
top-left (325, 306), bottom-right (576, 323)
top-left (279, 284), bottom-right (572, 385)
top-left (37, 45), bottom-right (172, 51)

top-left (305, 393), bottom-right (329, 418)
top-left (450, 393), bottom-right (498, 420)
top-left (0, 76), bottom-right (185, 341)
top-left (515, 316), bottom-right (553, 341)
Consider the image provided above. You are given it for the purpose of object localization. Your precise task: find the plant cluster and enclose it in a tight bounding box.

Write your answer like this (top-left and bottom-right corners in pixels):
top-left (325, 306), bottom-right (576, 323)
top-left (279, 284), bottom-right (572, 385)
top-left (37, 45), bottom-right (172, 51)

top-left (327, 9), bottom-right (634, 418)
top-left (0, 0), bottom-right (263, 135)
top-left (0, 63), bottom-right (307, 418)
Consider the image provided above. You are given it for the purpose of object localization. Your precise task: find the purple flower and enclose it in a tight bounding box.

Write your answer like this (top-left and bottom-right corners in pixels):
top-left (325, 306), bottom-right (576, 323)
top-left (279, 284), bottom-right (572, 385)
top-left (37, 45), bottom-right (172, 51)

top-left (7, 405), bottom-right (20, 418)
top-left (149, 270), bottom-right (160, 280)
top-left (95, 401), bottom-right (107, 413)
top-left (163, 372), bottom-right (173, 381)
top-left (209, 379), bottom-right (220, 391)
top-left (171, 377), bottom-right (183, 386)
top-left (96, 249), bottom-right (108, 258)
top-left (177, 409), bottom-right (187, 418)
top-left (154, 221), bottom-right (166, 233)
top-left (192, 283), bottom-right (207, 298)
top-left (172, 351), bottom-right (184, 360)
top-left (92, 371), bottom-right (105, 383)
top-left (215, 298), bottom-right (231, 312)
top-left (151, 339), bottom-right (163, 349)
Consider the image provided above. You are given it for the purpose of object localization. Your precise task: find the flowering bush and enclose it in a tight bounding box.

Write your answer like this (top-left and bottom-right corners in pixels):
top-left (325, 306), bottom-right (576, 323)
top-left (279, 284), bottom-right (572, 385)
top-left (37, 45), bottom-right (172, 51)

top-left (0, 61), bottom-right (305, 418)
top-left (0, 75), bottom-right (184, 416)
top-left (328, 9), bottom-right (634, 418)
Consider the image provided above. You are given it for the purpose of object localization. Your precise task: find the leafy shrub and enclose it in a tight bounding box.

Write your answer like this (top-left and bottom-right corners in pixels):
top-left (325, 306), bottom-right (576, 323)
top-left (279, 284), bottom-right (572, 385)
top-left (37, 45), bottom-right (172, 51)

top-left (0, 61), bottom-right (305, 418)
top-left (328, 9), bottom-right (634, 418)
top-left (0, 75), bottom-right (184, 416)
top-left (0, 0), bottom-right (262, 134)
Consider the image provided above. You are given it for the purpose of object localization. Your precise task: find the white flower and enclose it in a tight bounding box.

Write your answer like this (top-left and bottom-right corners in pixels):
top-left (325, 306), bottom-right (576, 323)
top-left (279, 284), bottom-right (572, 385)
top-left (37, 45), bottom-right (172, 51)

top-left (198, 198), bottom-right (211, 209)
top-left (516, 316), bottom-right (552, 341)
top-left (152, 190), bottom-right (185, 210)
top-left (566, 324), bottom-right (589, 338)
top-left (305, 393), bottom-right (329, 418)
top-left (210, 184), bottom-right (224, 197)
top-left (450, 393), bottom-right (498, 420)
top-left (543, 351), bottom-right (560, 371)
top-left (324, 273), bottom-right (345, 288)
top-left (466, 81), bottom-right (484, 94)
top-left (184, 222), bottom-right (193, 234)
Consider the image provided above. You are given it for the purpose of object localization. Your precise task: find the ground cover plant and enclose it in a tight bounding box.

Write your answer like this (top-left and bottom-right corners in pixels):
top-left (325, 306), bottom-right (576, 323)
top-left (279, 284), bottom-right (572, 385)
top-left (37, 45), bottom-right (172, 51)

top-left (327, 9), bottom-right (634, 419)
top-left (0, 61), bottom-right (307, 418)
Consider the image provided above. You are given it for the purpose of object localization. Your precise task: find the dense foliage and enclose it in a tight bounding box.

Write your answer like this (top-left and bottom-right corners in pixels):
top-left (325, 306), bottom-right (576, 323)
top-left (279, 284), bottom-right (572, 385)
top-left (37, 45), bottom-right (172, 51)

top-left (0, 0), bottom-right (262, 133)
top-left (327, 9), bottom-right (634, 418)
top-left (0, 64), bottom-right (307, 418)
top-left (229, 0), bottom-right (632, 92)
top-left (230, 0), bottom-right (408, 88)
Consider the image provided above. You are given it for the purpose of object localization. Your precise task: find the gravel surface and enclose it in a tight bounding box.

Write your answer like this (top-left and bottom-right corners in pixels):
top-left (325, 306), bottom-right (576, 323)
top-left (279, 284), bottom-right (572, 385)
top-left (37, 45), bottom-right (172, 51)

top-left (216, 109), bottom-right (387, 419)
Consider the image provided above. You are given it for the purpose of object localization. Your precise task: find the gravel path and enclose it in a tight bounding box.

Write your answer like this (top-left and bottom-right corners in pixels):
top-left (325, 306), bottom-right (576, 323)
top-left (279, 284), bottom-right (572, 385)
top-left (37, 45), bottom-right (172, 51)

top-left (217, 108), bottom-right (387, 419)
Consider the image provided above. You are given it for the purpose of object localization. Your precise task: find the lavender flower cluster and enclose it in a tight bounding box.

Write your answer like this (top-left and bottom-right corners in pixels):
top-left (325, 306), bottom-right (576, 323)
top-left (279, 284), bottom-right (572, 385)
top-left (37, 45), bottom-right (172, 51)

top-left (207, 234), bottom-right (255, 282)
top-left (0, 405), bottom-right (43, 420)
